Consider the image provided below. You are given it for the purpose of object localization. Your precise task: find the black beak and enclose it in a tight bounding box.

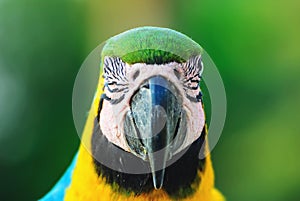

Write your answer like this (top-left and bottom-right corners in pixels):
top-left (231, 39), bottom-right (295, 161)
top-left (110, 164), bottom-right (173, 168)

top-left (127, 76), bottom-right (182, 189)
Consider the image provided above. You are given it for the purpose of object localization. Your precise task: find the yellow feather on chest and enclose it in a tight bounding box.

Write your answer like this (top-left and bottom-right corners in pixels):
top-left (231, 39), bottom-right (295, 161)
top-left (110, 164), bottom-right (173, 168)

top-left (65, 144), bottom-right (224, 201)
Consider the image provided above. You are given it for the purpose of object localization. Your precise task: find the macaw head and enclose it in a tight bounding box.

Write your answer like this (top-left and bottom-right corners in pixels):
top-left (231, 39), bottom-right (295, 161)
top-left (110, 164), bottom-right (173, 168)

top-left (94, 27), bottom-right (205, 190)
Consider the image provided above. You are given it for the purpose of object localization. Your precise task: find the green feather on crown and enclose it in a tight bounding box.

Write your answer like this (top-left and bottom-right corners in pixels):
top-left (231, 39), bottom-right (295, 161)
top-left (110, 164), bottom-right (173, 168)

top-left (102, 26), bottom-right (203, 64)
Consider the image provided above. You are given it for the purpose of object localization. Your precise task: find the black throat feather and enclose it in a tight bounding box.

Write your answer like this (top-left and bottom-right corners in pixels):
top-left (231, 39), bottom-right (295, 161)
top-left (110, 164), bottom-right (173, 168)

top-left (92, 107), bottom-right (206, 199)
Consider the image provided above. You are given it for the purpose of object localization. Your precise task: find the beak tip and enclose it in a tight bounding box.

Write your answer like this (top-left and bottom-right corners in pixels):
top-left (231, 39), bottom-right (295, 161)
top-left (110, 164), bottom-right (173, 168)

top-left (151, 169), bottom-right (165, 190)
top-left (154, 184), bottom-right (163, 190)
top-left (153, 180), bottom-right (163, 190)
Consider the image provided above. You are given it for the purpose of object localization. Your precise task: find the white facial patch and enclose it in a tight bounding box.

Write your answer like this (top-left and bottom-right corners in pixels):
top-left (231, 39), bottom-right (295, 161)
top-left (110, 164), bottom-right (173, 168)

top-left (99, 56), bottom-right (205, 156)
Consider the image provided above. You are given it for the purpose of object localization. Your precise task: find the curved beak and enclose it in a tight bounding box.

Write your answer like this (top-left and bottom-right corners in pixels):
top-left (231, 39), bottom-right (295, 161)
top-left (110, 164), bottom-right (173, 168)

top-left (129, 76), bottom-right (182, 189)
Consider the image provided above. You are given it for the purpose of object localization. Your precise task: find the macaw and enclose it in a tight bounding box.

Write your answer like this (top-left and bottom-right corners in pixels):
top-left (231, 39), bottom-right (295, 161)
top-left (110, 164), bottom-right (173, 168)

top-left (40, 26), bottom-right (225, 201)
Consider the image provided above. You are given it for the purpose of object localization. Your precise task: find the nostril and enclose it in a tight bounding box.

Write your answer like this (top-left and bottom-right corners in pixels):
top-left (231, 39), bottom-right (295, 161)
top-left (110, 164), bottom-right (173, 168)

top-left (142, 84), bottom-right (149, 89)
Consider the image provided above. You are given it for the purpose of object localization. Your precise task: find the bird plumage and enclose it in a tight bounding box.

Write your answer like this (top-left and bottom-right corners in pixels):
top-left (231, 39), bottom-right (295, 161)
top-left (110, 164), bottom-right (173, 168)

top-left (40, 27), bottom-right (225, 201)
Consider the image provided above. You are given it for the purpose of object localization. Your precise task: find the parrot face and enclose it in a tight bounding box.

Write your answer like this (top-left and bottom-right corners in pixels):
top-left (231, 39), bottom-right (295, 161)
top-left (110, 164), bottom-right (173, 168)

top-left (99, 55), bottom-right (205, 189)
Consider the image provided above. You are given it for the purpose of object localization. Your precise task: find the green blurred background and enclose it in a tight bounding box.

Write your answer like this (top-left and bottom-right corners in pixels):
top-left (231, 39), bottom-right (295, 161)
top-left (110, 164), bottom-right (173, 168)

top-left (1, 0), bottom-right (300, 200)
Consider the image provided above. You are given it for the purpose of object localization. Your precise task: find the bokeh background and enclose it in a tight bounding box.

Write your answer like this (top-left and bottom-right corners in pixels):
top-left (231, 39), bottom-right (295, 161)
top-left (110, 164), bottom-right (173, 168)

top-left (1, 0), bottom-right (300, 200)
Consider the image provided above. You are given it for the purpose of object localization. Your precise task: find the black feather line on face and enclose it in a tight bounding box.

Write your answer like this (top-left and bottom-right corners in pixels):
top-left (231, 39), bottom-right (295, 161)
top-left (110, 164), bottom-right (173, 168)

top-left (92, 98), bottom-right (207, 198)
top-left (103, 57), bottom-right (129, 105)
top-left (181, 55), bottom-right (203, 103)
